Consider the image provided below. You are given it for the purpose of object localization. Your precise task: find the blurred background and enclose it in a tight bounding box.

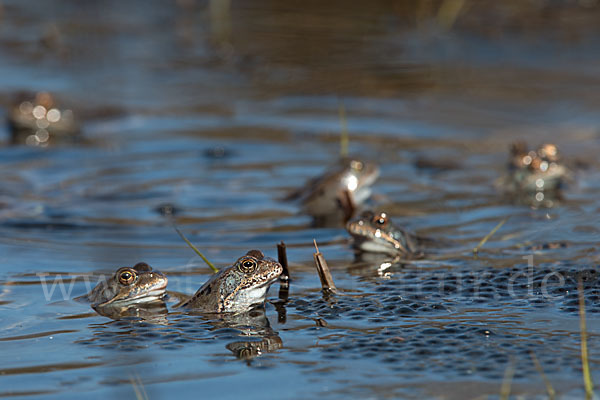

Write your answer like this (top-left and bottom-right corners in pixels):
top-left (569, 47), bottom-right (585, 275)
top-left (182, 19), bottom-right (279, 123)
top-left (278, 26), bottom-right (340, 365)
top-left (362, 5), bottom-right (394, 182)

top-left (2, 0), bottom-right (600, 132)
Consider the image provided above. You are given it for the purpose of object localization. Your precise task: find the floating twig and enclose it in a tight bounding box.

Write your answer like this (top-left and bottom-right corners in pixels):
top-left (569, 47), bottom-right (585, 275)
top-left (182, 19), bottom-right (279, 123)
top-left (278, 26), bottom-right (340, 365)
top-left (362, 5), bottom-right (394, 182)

top-left (473, 217), bottom-right (508, 255)
top-left (530, 351), bottom-right (555, 400)
top-left (174, 227), bottom-right (219, 273)
top-left (277, 241), bottom-right (290, 282)
top-left (277, 241), bottom-right (290, 307)
top-left (313, 239), bottom-right (337, 293)
top-left (578, 277), bottom-right (595, 399)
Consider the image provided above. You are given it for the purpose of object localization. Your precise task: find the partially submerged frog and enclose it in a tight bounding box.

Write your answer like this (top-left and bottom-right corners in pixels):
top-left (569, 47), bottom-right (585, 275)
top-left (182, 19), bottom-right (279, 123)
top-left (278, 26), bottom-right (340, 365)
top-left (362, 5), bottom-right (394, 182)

top-left (8, 91), bottom-right (80, 146)
top-left (286, 158), bottom-right (379, 224)
top-left (346, 210), bottom-right (420, 258)
top-left (180, 250), bottom-right (283, 313)
top-left (501, 142), bottom-right (570, 193)
top-left (82, 262), bottom-right (168, 308)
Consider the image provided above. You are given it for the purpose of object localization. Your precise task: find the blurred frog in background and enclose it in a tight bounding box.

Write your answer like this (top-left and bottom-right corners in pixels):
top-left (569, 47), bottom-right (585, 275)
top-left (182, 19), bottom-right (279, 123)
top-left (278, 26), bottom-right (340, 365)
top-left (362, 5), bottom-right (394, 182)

top-left (7, 91), bottom-right (80, 146)
top-left (498, 141), bottom-right (571, 206)
top-left (285, 157), bottom-right (379, 226)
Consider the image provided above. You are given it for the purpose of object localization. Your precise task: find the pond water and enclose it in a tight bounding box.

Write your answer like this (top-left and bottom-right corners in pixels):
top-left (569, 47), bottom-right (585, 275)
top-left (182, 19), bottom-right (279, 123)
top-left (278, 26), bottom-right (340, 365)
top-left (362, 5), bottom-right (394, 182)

top-left (1, 1), bottom-right (600, 399)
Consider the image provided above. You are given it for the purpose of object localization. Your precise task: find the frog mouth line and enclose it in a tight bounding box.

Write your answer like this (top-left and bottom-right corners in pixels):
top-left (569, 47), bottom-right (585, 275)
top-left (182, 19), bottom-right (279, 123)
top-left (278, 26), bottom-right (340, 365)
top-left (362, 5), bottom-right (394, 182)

top-left (99, 281), bottom-right (168, 307)
top-left (240, 272), bottom-right (282, 290)
top-left (124, 287), bottom-right (167, 303)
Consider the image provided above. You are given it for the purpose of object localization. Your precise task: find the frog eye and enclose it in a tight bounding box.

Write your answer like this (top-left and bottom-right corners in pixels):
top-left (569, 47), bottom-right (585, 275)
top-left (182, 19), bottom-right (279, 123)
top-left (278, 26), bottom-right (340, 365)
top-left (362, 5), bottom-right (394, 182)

top-left (118, 269), bottom-right (137, 285)
top-left (238, 258), bottom-right (257, 273)
top-left (350, 160), bottom-right (364, 171)
top-left (372, 213), bottom-right (388, 228)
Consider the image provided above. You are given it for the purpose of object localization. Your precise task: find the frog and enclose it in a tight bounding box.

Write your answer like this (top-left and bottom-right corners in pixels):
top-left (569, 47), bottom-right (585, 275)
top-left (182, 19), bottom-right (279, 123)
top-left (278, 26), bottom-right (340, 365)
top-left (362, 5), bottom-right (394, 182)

top-left (346, 210), bottom-right (420, 257)
top-left (180, 250), bottom-right (283, 313)
top-left (7, 91), bottom-right (80, 146)
top-left (82, 262), bottom-right (168, 308)
top-left (285, 157), bottom-right (379, 224)
top-left (501, 141), bottom-right (570, 193)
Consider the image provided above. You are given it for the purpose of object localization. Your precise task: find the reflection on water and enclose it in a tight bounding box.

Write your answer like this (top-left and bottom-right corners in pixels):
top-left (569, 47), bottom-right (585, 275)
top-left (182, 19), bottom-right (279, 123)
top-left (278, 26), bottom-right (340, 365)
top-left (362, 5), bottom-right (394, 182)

top-left (91, 302), bottom-right (169, 323)
top-left (210, 308), bottom-right (283, 361)
top-left (1, 0), bottom-right (600, 399)
top-left (81, 306), bottom-right (281, 365)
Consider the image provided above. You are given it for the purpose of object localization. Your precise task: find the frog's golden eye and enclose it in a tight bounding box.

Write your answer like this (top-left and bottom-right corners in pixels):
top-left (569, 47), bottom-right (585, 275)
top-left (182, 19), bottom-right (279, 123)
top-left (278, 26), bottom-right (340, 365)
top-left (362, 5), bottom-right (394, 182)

top-left (238, 258), bottom-right (257, 273)
top-left (118, 269), bottom-right (137, 285)
top-left (372, 213), bottom-right (388, 228)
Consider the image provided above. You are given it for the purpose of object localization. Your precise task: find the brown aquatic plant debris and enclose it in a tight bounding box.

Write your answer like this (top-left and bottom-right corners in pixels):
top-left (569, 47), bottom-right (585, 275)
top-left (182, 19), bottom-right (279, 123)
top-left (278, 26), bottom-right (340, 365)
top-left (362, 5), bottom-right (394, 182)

top-left (313, 239), bottom-right (337, 293)
top-left (277, 241), bottom-right (290, 282)
top-left (277, 241), bottom-right (290, 303)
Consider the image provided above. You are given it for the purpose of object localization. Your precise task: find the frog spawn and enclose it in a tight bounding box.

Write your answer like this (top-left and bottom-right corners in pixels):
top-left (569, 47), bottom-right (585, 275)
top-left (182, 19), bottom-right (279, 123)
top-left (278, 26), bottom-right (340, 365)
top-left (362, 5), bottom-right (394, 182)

top-left (78, 261), bottom-right (600, 382)
top-left (287, 261), bottom-right (600, 381)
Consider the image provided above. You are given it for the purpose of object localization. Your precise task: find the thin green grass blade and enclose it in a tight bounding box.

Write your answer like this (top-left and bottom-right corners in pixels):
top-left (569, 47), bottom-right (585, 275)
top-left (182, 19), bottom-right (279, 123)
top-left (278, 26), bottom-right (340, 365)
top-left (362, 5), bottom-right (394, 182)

top-left (473, 217), bottom-right (508, 255)
top-left (499, 361), bottom-right (515, 400)
top-left (530, 351), bottom-right (555, 400)
top-left (175, 227), bottom-right (219, 273)
top-left (578, 277), bottom-right (594, 399)
top-left (338, 100), bottom-right (349, 158)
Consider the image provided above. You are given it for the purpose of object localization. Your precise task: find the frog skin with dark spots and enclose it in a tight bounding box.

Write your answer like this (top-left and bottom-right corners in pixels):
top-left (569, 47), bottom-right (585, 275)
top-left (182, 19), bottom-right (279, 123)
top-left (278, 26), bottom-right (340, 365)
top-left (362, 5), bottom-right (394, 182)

top-left (180, 250), bottom-right (283, 313)
top-left (286, 158), bottom-right (379, 223)
top-left (83, 262), bottom-right (168, 308)
top-left (346, 210), bottom-right (420, 257)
